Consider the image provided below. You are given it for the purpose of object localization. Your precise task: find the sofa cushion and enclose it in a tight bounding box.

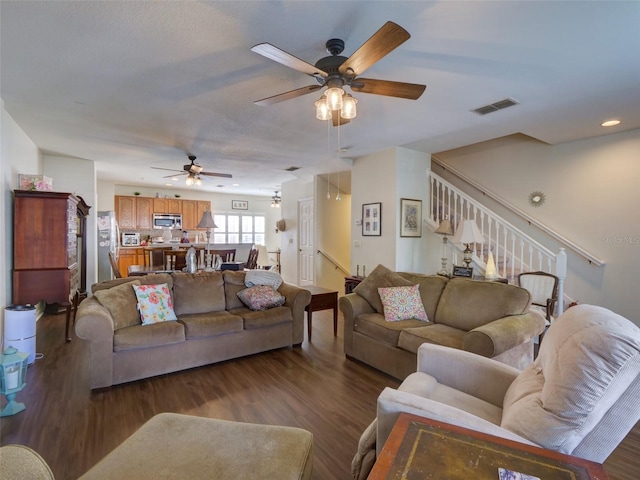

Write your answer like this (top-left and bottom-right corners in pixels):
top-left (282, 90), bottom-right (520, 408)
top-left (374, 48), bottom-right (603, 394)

top-left (378, 284), bottom-right (428, 322)
top-left (228, 306), bottom-right (292, 330)
top-left (501, 304), bottom-right (640, 454)
top-left (223, 271), bottom-right (247, 310)
top-left (92, 273), bottom-right (173, 293)
top-left (398, 273), bottom-right (449, 322)
top-left (434, 278), bottom-right (530, 331)
top-left (353, 264), bottom-right (413, 314)
top-left (93, 280), bottom-right (141, 330)
top-left (354, 312), bottom-right (427, 346)
top-left (398, 324), bottom-right (465, 354)
top-left (237, 285), bottom-right (286, 311)
top-left (133, 283), bottom-right (177, 325)
top-left (177, 311), bottom-right (244, 339)
top-left (113, 321), bottom-right (185, 352)
top-left (172, 272), bottom-right (226, 315)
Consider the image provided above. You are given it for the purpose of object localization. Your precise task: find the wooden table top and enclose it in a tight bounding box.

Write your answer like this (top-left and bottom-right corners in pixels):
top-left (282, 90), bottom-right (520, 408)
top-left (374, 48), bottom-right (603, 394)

top-left (368, 413), bottom-right (610, 480)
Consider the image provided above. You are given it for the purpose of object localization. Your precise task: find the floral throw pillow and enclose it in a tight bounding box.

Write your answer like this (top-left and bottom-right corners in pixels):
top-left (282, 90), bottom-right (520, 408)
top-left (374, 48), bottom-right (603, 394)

top-left (378, 284), bottom-right (429, 322)
top-left (237, 285), bottom-right (285, 311)
top-left (132, 283), bottom-right (177, 325)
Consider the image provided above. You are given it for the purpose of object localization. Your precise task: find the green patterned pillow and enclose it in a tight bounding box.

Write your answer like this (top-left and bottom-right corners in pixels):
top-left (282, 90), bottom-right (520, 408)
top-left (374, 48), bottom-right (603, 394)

top-left (132, 283), bottom-right (177, 325)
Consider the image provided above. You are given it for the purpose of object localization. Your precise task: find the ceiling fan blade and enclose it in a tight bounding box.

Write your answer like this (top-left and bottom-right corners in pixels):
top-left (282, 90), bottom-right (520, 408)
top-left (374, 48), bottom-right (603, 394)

top-left (251, 43), bottom-right (328, 78)
top-left (332, 111), bottom-right (350, 127)
top-left (255, 84), bottom-right (322, 106)
top-left (339, 21), bottom-right (410, 77)
top-left (350, 78), bottom-right (426, 100)
top-left (201, 171), bottom-right (233, 178)
top-left (151, 167), bottom-right (184, 173)
top-left (162, 172), bottom-right (187, 178)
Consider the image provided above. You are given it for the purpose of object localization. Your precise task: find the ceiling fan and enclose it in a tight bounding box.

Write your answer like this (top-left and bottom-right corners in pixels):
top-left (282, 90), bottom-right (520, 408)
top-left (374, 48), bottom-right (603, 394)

top-left (152, 155), bottom-right (232, 185)
top-left (251, 21), bottom-right (426, 125)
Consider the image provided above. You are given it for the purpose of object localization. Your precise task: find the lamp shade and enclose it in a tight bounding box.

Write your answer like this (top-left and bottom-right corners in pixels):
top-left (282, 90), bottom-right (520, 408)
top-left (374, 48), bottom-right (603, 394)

top-left (197, 210), bottom-right (218, 229)
top-left (434, 218), bottom-right (454, 236)
top-left (451, 220), bottom-right (483, 245)
top-left (256, 245), bottom-right (269, 268)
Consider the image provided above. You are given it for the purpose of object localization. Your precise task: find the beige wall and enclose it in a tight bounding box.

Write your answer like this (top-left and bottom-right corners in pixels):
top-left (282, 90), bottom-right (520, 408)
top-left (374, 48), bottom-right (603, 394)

top-left (280, 178), bottom-right (314, 285)
top-left (435, 130), bottom-right (640, 324)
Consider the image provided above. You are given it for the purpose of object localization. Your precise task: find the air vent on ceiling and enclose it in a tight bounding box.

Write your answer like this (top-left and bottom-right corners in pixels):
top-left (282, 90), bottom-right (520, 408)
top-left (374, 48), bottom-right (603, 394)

top-left (472, 98), bottom-right (519, 116)
top-left (285, 166), bottom-right (301, 172)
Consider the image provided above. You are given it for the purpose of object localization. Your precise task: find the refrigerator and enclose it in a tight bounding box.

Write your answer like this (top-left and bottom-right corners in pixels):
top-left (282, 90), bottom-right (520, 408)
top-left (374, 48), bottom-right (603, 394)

top-left (97, 211), bottom-right (119, 282)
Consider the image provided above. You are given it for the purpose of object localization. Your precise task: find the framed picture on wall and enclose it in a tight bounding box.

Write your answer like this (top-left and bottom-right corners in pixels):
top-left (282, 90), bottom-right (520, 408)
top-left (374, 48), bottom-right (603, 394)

top-left (400, 198), bottom-right (422, 237)
top-left (362, 202), bottom-right (382, 236)
top-left (231, 200), bottom-right (248, 210)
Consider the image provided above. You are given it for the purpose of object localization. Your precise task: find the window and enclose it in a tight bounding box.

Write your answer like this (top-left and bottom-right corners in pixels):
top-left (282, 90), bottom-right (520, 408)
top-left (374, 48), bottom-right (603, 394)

top-left (212, 213), bottom-right (265, 245)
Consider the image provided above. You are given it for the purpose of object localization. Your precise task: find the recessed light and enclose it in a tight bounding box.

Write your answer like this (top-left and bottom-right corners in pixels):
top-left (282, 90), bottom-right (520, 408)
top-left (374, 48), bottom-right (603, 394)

top-left (601, 119), bottom-right (621, 127)
top-left (171, 177), bottom-right (179, 181)
top-left (232, 183), bottom-right (240, 187)
top-left (165, 183), bottom-right (172, 186)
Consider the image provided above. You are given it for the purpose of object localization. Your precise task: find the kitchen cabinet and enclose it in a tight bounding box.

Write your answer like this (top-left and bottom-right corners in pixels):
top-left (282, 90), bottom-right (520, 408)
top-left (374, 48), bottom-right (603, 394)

top-left (136, 197), bottom-right (153, 229)
top-left (152, 197), bottom-right (180, 214)
top-left (116, 195), bottom-right (136, 229)
top-left (118, 248), bottom-right (141, 278)
top-left (168, 199), bottom-right (181, 214)
top-left (182, 200), bottom-right (197, 230)
top-left (196, 201), bottom-right (211, 228)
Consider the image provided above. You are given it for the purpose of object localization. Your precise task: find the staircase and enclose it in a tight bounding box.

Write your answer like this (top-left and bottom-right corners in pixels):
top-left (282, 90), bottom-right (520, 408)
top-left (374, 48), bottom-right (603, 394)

top-left (427, 170), bottom-right (567, 315)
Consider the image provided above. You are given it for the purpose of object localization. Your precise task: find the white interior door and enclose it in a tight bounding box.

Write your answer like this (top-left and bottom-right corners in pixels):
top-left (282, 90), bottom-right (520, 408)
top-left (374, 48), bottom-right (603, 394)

top-left (298, 198), bottom-right (314, 286)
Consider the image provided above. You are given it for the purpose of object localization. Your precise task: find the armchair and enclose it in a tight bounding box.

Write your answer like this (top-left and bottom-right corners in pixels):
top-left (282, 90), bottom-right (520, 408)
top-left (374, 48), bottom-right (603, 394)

top-left (518, 270), bottom-right (559, 322)
top-left (369, 304), bottom-right (640, 473)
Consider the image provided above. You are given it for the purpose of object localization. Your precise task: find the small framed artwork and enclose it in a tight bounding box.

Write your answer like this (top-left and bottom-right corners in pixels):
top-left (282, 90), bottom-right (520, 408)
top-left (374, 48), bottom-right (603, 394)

top-left (400, 198), bottom-right (422, 237)
top-left (231, 200), bottom-right (248, 210)
top-left (362, 202), bottom-right (382, 236)
top-left (452, 265), bottom-right (474, 278)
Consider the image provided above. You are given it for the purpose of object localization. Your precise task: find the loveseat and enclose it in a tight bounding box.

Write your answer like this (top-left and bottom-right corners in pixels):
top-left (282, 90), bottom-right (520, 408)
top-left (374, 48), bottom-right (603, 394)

top-left (339, 265), bottom-right (545, 380)
top-left (75, 271), bottom-right (311, 389)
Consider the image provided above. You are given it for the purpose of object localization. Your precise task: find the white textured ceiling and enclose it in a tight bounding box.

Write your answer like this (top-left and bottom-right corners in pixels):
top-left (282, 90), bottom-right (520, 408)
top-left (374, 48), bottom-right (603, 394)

top-left (2, 1), bottom-right (639, 196)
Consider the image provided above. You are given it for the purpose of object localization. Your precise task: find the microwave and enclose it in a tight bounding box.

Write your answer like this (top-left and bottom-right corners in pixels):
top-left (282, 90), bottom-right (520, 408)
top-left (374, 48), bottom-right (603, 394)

top-left (153, 213), bottom-right (183, 229)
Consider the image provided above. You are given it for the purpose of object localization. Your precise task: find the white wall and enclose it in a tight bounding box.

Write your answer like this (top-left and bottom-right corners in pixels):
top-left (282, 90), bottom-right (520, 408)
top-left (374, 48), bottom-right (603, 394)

top-left (1, 102), bottom-right (42, 341)
top-left (435, 130), bottom-right (640, 324)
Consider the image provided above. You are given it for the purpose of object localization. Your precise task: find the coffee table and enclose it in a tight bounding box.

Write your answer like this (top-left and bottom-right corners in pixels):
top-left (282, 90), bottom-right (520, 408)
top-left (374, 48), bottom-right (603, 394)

top-left (368, 413), bottom-right (610, 480)
top-left (304, 285), bottom-right (338, 341)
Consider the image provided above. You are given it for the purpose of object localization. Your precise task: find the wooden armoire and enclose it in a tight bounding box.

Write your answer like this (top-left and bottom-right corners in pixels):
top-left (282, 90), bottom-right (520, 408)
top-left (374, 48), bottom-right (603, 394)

top-left (12, 190), bottom-right (90, 340)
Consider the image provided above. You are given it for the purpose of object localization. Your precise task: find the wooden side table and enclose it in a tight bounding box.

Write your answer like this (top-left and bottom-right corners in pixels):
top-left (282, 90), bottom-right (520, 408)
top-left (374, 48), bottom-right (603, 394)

top-left (344, 276), bottom-right (363, 294)
top-left (369, 413), bottom-right (610, 480)
top-left (304, 286), bottom-right (338, 342)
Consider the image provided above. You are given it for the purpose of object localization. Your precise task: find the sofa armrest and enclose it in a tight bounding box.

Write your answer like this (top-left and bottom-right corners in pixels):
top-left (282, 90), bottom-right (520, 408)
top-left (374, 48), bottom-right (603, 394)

top-left (339, 293), bottom-right (375, 355)
top-left (464, 311), bottom-right (546, 357)
top-left (278, 282), bottom-right (312, 345)
top-left (75, 297), bottom-right (116, 389)
top-left (417, 343), bottom-right (520, 407)
top-left (376, 387), bottom-right (537, 456)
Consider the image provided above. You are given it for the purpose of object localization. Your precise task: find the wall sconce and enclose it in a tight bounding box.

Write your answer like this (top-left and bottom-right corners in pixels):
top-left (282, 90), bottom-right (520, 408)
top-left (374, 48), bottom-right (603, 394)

top-left (0, 346), bottom-right (29, 417)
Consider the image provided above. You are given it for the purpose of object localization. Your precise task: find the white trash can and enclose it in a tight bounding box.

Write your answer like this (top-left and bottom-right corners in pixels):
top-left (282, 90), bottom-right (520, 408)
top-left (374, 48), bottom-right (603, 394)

top-left (4, 305), bottom-right (37, 365)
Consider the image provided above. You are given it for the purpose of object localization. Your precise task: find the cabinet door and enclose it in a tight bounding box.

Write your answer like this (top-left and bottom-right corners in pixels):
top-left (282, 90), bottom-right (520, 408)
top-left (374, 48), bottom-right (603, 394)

top-left (117, 249), bottom-right (140, 278)
top-left (182, 200), bottom-right (197, 230)
top-left (168, 199), bottom-right (181, 214)
top-left (116, 196), bottom-right (136, 229)
top-left (196, 201), bottom-right (211, 229)
top-left (153, 198), bottom-right (168, 213)
top-left (136, 197), bottom-right (153, 229)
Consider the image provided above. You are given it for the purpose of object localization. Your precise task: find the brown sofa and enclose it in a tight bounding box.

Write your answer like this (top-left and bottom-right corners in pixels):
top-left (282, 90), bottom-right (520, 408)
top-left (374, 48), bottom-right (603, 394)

top-left (75, 271), bottom-right (311, 389)
top-left (339, 265), bottom-right (545, 380)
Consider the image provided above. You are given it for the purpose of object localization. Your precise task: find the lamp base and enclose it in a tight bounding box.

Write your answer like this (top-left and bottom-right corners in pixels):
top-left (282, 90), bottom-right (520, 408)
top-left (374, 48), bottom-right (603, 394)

top-left (1, 394), bottom-right (25, 417)
top-left (437, 257), bottom-right (449, 277)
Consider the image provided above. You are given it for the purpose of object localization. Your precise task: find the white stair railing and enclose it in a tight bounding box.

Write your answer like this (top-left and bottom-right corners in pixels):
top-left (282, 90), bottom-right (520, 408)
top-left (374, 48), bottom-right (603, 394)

top-left (428, 170), bottom-right (567, 315)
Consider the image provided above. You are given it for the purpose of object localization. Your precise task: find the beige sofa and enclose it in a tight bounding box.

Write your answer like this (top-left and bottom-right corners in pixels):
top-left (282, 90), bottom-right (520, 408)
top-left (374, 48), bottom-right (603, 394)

top-left (339, 265), bottom-right (545, 380)
top-left (75, 271), bottom-right (311, 389)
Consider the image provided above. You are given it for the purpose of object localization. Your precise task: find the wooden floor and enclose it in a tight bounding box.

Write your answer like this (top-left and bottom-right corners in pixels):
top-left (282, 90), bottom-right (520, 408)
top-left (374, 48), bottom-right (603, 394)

top-left (1, 310), bottom-right (638, 480)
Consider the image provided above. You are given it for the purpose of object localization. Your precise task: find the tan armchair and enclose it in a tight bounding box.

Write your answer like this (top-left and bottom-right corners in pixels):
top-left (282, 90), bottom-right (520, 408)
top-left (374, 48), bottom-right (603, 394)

top-left (372, 304), bottom-right (640, 470)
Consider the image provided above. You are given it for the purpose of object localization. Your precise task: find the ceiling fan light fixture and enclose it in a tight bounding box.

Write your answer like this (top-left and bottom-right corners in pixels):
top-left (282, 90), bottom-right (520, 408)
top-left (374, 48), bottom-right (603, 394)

top-left (185, 174), bottom-right (195, 186)
top-left (325, 87), bottom-right (344, 110)
top-left (195, 175), bottom-right (202, 186)
top-left (315, 94), bottom-right (332, 120)
top-left (341, 94), bottom-right (357, 119)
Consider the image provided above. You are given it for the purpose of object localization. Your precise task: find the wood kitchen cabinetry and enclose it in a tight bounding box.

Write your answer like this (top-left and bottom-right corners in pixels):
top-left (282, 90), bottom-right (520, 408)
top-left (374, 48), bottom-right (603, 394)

top-left (135, 197), bottom-right (153, 230)
top-left (115, 195), bottom-right (137, 229)
top-left (118, 248), bottom-right (141, 277)
top-left (153, 197), bottom-right (182, 214)
top-left (117, 195), bottom-right (211, 231)
top-left (181, 200), bottom-right (197, 230)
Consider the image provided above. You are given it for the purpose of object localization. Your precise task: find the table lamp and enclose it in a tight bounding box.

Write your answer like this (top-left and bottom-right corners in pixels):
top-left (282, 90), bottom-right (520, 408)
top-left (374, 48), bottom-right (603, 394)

top-left (0, 346), bottom-right (29, 417)
top-left (256, 245), bottom-right (270, 269)
top-left (434, 218), bottom-right (454, 276)
top-left (451, 219), bottom-right (484, 268)
top-left (197, 210), bottom-right (218, 271)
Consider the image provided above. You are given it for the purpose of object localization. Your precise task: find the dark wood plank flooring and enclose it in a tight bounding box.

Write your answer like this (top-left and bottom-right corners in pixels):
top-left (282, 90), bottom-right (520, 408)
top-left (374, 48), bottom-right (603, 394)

top-left (1, 310), bottom-right (638, 479)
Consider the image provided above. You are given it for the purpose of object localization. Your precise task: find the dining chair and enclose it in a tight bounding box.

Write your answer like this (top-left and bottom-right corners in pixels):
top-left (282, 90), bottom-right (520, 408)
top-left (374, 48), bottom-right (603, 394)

top-left (210, 249), bottom-right (236, 262)
top-left (163, 250), bottom-right (187, 270)
top-left (518, 270), bottom-right (559, 343)
top-left (108, 251), bottom-right (122, 279)
top-left (245, 247), bottom-right (259, 269)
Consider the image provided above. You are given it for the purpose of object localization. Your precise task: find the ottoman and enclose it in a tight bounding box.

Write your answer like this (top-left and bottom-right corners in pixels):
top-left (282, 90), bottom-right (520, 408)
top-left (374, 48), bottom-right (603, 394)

top-left (79, 413), bottom-right (313, 479)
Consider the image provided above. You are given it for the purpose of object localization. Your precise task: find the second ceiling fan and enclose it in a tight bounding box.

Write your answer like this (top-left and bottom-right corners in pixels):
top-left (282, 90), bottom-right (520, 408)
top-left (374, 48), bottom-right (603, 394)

top-left (251, 21), bottom-right (426, 125)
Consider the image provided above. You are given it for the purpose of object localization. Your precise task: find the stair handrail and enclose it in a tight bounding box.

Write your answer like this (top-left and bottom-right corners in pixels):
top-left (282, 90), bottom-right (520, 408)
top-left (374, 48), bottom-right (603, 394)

top-left (428, 170), bottom-right (568, 315)
top-left (431, 156), bottom-right (605, 267)
top-left (316, 249), bottom-right (350, 276)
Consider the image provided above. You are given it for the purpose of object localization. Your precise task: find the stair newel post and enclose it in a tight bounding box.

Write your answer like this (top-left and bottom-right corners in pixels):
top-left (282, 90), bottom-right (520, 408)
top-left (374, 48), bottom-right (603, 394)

top-left (555, 248), bottom-right (567, 316)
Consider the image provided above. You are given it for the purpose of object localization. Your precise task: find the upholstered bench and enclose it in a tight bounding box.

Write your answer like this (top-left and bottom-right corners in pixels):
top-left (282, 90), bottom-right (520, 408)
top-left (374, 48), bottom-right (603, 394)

top-left (78, 413), bottom-right (314, 479)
